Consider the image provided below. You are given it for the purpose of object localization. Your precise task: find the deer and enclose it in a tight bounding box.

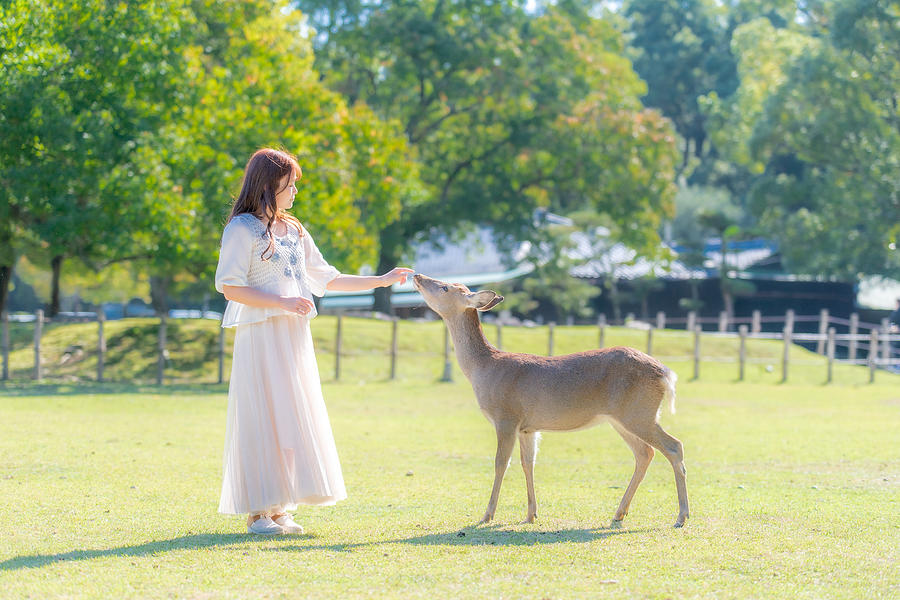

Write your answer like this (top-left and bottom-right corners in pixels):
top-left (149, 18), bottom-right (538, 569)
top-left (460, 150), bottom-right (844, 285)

top-left (412, 274), bottom-right (689, 528)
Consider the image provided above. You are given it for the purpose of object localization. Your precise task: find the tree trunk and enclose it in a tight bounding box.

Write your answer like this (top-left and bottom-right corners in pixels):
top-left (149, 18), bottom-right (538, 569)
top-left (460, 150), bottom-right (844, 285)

top-left (719, 236), bottom-right (732, 328)
top-left (373, 224), bottom-right (405, 315)
top-left (49, 255), bottom-right (63, 317)
top-left (0, 213), bottom-right (13, 315)
top-left (0, 263), bottom-right (11, 316)
top-left (722, 288), bottom-right (735, 329)
top-left (149, 275), bottom-right (170, 317)
top-left (607, 278), bottom-right (622, 324)
top-left (373, 251), bottom-right (396, 315)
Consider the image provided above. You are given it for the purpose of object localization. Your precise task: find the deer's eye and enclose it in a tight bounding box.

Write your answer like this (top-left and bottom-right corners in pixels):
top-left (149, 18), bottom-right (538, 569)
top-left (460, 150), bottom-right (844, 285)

top-left (441, 286), bottom-right (449, 292)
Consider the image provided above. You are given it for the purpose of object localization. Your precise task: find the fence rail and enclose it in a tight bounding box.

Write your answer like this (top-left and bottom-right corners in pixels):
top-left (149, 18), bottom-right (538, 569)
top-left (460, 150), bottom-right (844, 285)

top-left (1, 309), bottom-right (898, 386)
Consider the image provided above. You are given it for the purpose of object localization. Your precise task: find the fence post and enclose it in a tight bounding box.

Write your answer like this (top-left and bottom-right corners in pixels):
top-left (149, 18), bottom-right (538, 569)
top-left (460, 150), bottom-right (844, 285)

top-left (390, 319), bottom-right (398, 380)
top-left (1, 310), bottom-right (8, 381)
top-left (781, 326), bottom-right (791, 383)
top-left (881, 318), bottom-right (891, 365)
top-left (826, 327), bottom-right (835, 384)
top-left (848, 313), bottom-right (859, 361)
top-left (97, 309), bottom-right (106, 382)
top-left (646, 327), bottom-right (653, 356)
top-left (33, 309), bottom-right (43, 381)
top-left (751, 310), bottom-right (761, 335)
top-left (441, 322), bottom-right (453, 382)
top-left (157, 316), bottom-right (167, 385)
top-left (693, 326), bottom-right (701, 380)
top-left (598, 315), bottom-right (606, 348)
top-left (718, 311), bottom-right (728, 333)
top-left (738, 325), bottom-right (747, 381)
top-left (816, 308), bottom-right (829, 354)
top-left (217, 326), bottom-right (225, 384)
top-left (334, 314), bottom-right (342, 381)
top-left (687, 311), bottom-right (696, 333)
top-left (868, 329), bottom-right (878, 384)
top-left (496, 322), bottom-right (503, 351)
top-left (548, 322), bottom-right (555, 357)
top-left (656, 311), bottom-right (666, 330)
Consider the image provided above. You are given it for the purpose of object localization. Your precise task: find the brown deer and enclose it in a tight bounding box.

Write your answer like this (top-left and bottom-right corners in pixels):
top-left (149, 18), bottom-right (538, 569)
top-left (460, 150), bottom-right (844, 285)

top-left (412, 274), bottom-right (689, 528)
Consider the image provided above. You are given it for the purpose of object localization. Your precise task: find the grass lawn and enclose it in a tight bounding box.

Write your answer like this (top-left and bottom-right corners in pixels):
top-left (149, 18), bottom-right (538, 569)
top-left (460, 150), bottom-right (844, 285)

top-left (1, 369), bottom-right (898, 598)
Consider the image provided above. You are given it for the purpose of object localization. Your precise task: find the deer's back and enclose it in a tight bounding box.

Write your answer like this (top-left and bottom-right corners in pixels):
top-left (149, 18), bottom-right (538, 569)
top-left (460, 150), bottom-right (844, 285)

top-left (470, 346), bottom-right (670, 430)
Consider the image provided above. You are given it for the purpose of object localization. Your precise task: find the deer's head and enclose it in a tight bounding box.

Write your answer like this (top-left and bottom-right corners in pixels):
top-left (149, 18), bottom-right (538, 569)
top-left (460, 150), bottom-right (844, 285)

top-left (413, 274), bottom-right (503, 319)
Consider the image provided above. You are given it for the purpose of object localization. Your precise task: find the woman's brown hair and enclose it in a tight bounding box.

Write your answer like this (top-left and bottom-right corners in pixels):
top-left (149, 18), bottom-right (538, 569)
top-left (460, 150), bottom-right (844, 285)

top-left (228, 148), bottom-right (304, 260)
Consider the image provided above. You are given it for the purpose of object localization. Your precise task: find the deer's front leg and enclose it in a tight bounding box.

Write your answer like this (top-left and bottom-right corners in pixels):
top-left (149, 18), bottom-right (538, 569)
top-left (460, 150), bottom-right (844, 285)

top-left (479, 423), bottom-right (517, 525)
top-left (518, 431), bottom-right (539, 523)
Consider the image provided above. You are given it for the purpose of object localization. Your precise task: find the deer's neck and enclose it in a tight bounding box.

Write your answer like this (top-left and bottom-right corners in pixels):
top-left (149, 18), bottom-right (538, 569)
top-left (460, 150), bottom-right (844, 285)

top-left (446, 310), bottom-right (495, 377)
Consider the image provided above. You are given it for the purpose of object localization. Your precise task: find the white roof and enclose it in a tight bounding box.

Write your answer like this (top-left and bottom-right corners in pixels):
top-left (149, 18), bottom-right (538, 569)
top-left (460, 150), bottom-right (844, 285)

top-left (320, 227), bottom-right (533, 309)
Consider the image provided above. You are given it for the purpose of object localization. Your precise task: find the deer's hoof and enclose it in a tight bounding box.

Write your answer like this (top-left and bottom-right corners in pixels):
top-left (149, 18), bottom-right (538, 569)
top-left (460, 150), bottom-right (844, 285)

top-left (478, 515), bottom-right (493, 525)
top-left (520, 515), bottom-right (536, 525)
top-left (610, 519), bottom-right (624, 529)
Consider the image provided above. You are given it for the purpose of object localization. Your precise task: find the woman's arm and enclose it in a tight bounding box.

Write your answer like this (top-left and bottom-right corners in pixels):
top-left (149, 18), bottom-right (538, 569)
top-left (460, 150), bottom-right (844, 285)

top-left (325, 268), bottom-right (414, 292)
top-left (222, 285), bottom-right (314, 315)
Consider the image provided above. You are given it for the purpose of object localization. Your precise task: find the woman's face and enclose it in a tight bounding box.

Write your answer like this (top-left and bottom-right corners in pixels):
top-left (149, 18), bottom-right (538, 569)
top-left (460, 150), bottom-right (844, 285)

top-left (274, 172), bottom-right (298, 211)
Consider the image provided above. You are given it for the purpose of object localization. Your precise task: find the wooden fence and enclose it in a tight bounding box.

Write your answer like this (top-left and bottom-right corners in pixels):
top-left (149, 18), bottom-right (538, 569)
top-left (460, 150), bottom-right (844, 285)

top-left (1, 308), bottom-right (898, 385)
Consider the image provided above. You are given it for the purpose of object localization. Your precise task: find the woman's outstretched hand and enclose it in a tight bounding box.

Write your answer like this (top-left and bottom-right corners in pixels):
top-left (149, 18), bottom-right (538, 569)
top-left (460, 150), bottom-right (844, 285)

top-left (380, 267), bottom-right (415, 287)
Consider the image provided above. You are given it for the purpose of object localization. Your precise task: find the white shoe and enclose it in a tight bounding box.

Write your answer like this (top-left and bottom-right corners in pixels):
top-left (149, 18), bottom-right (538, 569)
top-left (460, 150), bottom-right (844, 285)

top-left (273, 514), bottom-right (304, 534)
top-left (247, 516), bottom-right (283, 535)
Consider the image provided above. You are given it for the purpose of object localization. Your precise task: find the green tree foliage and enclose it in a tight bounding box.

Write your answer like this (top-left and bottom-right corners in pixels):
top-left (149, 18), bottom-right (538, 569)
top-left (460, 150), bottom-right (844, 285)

top-left (704, 0), bottom-right (900, 280)
top-left (104, 1), bottom-right (421, 312)
top-left (0, 0), bottom-right (191, 315)
top-left (1, 0), bottom-right (421, 315)
top-left (623, 0), bottom-right (738, 179)
top-left (298, 0), bottom-right (680, 312)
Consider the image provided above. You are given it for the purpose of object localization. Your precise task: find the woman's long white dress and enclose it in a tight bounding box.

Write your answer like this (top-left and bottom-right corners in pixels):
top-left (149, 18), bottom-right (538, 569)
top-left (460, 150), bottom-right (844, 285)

top-left (214, 213), bottom-right (346, 515)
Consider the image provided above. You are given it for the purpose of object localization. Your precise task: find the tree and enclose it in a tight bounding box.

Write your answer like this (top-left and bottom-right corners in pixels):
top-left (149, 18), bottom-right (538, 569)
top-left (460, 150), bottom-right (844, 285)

top-left (298, 0), bottom-right (679, 312)
top-left (704, 2), bottom-right (900, 280)
top-left (114, 1), bottom-right (423, 314)
top-left (0, 0), bottom-right (193, 315)
top-left (670, 185), bottom-right (750, 317)
top-left (1, 0), bottom-right (422, 316)
top-left (622, 0), bottom-right (738, 179)
top-left (493, 212), bottom-right (602, 323)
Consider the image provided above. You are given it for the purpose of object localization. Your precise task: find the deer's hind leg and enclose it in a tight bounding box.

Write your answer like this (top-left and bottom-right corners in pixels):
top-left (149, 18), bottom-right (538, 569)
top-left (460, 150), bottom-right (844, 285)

top-left (609, 421), bottom-right (655, 528)
top-left (622, 419), bottom-right (689, 528)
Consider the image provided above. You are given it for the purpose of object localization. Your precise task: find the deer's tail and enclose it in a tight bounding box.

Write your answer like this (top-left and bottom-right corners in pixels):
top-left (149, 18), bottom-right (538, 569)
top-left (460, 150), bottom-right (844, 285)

top-left (663, 368), bottom-right (678, 415)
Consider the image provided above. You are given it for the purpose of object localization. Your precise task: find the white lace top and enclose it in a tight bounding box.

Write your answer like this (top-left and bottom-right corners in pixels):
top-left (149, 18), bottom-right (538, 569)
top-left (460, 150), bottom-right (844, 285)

top-left (214, 213), bottom-right (340, 328)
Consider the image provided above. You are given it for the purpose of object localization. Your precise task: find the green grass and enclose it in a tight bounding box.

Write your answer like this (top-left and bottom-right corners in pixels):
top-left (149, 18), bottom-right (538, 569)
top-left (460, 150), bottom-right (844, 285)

top-left (1, 373), bottom-right (898, 598)
top-left (2, 316), bottom-right (894, 386)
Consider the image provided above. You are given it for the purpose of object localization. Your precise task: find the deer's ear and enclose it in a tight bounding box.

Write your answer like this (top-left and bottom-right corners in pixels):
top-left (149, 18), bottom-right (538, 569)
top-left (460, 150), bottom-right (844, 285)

top-left (467, 290), bottom-right (504, 311)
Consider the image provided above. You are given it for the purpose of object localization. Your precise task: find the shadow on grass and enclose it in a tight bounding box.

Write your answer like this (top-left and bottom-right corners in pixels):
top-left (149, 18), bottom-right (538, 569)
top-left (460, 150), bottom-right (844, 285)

top-left (0, 525), bottom-right (646, 571)
top-left (0, 382), bottom-right (228, 397)
top-left (0, 533), bottom-right (308, 571)
top-left (266, 524), bottom-right (647, 554)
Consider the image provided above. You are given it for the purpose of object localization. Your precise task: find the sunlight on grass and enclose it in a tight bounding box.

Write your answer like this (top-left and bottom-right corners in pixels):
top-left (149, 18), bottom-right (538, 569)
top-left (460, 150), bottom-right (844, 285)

top-left (1, 375), bottom-right (898, 598)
